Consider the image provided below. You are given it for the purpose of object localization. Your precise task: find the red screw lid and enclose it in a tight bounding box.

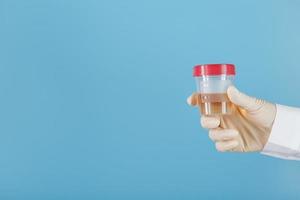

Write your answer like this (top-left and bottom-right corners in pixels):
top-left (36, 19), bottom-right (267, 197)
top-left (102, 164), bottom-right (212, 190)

top-left (193, 64), bottom-right (236, 76)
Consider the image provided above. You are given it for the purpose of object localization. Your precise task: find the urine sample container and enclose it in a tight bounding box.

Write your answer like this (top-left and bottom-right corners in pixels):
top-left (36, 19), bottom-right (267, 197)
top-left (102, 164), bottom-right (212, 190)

top-left (193, 64), bottom-right (236, 115)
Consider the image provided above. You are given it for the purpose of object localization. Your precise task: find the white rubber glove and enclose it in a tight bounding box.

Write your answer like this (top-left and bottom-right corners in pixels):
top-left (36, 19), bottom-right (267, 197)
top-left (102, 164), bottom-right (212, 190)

top-left (187, 86), bottom-right (277, 152)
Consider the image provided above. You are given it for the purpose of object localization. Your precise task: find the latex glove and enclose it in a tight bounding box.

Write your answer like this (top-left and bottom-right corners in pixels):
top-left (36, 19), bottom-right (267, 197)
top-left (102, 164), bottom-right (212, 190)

top-left (187, 86), bottom-right (277, 152)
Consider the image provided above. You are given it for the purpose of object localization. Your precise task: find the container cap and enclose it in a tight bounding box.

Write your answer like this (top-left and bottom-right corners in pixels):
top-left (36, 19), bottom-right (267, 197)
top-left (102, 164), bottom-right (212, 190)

top-left (193, 64), bottom-right (235, 76)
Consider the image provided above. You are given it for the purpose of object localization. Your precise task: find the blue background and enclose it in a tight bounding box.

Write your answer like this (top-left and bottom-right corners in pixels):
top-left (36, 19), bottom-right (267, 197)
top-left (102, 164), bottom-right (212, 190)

top-left (1, 0), bottom-right (300, 199)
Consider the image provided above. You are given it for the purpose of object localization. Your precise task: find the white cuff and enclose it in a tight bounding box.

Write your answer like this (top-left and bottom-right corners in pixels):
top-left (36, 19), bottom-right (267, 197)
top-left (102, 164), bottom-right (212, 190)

top-left (261, 104), bottom-right (300, 160)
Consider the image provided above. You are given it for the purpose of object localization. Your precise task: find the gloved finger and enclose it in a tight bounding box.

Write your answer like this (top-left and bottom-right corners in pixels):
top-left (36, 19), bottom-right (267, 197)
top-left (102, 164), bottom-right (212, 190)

top-left (186, 93), bottom-right (198, 106)
top-left (215, 140), bottom-right (239, 152)
top-left (208, 129), bottom-right (239, 142)
top-left (227, 86), bottom-right (265, 112)
top-left (201, 116), bottom-right (220, 129)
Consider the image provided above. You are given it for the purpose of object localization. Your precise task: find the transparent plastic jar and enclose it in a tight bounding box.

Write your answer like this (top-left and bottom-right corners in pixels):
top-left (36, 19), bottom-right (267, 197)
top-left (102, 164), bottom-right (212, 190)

top-left (193, 64), bottom-right (236, 115)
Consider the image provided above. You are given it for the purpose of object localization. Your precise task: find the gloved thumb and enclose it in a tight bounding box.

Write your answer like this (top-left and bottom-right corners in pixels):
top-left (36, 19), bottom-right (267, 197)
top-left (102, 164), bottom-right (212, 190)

top-left (227, 86), bottom-right (265, 112)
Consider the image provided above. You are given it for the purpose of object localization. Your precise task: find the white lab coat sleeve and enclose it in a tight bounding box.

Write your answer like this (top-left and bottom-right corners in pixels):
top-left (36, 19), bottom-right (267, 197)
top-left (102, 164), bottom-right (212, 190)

top-left (261, 104), bottom-right (300, 160)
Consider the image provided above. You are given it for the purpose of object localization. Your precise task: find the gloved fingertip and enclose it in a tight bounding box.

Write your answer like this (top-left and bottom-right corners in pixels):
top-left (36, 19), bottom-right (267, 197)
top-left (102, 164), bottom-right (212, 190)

top-left (187, 93), bottom-right (198, 106)
top-left (186, 96), bottom-right (192, 105)
top-left (227, 85), bottom-right (239, 101)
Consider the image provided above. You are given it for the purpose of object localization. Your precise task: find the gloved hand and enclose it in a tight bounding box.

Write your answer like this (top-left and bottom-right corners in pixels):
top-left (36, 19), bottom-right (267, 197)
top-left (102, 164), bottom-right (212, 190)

top-left (187, 86), bottom-right (277, 152)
